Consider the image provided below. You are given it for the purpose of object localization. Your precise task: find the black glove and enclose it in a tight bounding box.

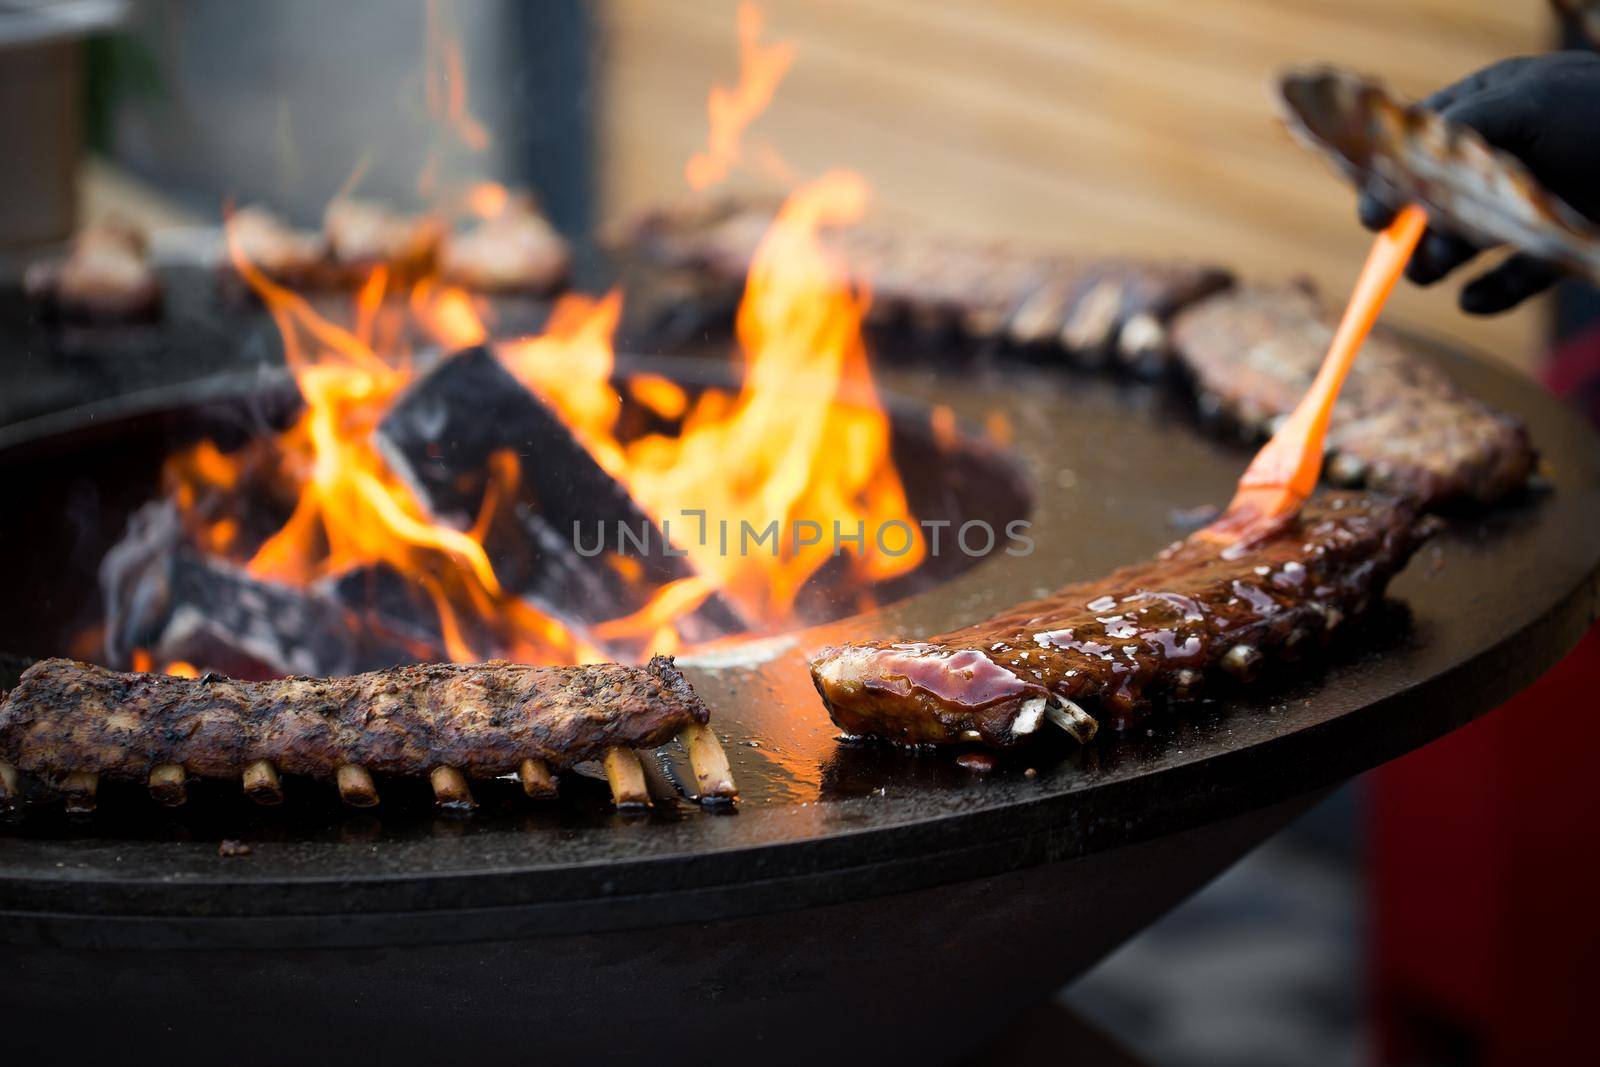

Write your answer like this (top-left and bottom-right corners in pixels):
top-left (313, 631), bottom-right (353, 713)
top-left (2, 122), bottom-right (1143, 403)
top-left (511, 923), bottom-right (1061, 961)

top-left (1360, 51), bottom-right (1600, 314)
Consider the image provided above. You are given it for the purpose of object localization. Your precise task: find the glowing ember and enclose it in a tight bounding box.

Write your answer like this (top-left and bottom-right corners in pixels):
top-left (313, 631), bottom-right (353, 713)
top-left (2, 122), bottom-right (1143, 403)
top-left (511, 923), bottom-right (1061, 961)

top-left (130, 651), bottom-right (198, 678)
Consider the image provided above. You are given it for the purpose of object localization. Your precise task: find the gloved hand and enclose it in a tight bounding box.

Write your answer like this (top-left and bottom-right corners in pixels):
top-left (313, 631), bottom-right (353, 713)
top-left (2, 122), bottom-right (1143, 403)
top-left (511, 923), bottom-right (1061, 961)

top-left (1360, 51), bottom-right (1600, 314)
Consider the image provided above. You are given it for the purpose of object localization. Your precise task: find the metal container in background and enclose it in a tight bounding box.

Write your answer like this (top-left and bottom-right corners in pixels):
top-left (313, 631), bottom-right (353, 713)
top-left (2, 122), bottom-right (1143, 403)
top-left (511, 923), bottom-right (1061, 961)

top-left (0, 1), bottom-right (127, 250)
top-left (96, 1), bottom-right (594, 237)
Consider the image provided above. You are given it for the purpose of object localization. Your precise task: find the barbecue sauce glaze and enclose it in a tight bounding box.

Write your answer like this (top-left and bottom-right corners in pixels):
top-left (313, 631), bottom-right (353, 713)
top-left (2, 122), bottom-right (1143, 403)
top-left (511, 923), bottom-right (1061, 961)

top-left (810, 493), bottom-right (1430, 747)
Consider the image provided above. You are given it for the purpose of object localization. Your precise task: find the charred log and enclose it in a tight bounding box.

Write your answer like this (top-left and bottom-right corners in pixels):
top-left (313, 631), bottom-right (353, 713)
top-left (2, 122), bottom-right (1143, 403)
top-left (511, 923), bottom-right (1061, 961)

top-left (99, 502), bottom-right (435, 679)
top-left (375, 345), bottom-right (744, 640)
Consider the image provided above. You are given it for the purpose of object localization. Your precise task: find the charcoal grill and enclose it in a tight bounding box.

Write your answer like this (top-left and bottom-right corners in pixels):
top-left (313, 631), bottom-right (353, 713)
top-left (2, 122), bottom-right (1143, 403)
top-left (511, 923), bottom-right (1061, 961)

top-left (1, 278), bottom-right (1597, 1066)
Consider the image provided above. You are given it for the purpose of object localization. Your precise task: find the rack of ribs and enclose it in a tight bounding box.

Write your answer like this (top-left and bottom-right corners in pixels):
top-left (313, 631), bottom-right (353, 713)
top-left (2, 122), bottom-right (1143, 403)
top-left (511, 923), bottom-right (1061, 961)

top-left (25, 219), bottom-right (162, 322)
top-left (810, 492), bottom-right (1433, 747)
top-left (0, 656), bottom-right (736, 812)
top-left (622, 199), bottom-right (1232, 373)
top-left (1170, 285), bottom-right (1537, 508)
top-left (626, 202), bottom-right (1535, 511)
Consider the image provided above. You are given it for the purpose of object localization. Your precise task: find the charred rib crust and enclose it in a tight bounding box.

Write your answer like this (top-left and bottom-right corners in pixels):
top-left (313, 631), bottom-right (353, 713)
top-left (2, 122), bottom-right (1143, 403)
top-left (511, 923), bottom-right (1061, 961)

top-left (0, 656), bottom-right (707, 781)
top-left (811, 493), bottom-right (1430, 747)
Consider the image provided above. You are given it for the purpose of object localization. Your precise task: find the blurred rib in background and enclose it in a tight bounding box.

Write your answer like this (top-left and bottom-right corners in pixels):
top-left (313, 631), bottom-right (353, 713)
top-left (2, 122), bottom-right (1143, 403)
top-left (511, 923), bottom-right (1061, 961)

top-left (597, 0), bottom-right (1553, 369)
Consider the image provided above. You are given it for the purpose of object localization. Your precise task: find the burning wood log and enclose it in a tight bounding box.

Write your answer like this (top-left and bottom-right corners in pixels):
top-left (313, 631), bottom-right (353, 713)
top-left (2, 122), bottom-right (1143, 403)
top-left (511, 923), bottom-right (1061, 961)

top-left (99, 501), bottom-right (439, 679)
top-left (375, 345), bottom-right (745, 642)
top-left (621, 199), bottom-right (1231, 374)
top-left (0, 656), bottom-right (729, 811)
top-left (313, 562), bottom-right (502, 666)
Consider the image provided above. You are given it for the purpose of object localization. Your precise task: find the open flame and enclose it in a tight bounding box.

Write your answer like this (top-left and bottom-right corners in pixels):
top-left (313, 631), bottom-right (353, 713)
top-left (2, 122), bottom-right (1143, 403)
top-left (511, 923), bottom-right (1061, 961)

top-left (190, 232), bottom-right (605, 666)
top-left (685, 1), bottom-right (795, 190)
top-left (502, 170), bottom-right (923, 622)
top-left (147, 3), bottom-right (924, 670)
top-left (423, 0), bottom-right (490, 154)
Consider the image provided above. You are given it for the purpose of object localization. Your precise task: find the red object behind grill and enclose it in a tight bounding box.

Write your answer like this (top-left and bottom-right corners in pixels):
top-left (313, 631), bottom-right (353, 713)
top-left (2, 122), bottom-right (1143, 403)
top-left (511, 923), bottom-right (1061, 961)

top-left (1371, 621), bottom-right (1600, 1064)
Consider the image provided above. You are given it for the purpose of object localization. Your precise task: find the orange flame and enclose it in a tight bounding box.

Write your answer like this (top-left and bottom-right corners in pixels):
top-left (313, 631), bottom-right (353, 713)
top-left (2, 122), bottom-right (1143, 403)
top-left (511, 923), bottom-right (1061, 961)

top-left (424, 0), bottom-right (491, 153)
top-left (498, 291), bottom-right (628, 475)
top-left (635, 169), bottom-right (923, 613)
top-left (496, 171), bottom-right (924, 622)
top-left (685, 1), bottom-right (796, 190)
top-left (183, 217), bottom-right (605, 666)
top-left (129, 651), bottom-right (198, 678)
top-left (149, 0), bottom-right (925, 671)
top-left (628, 374), bottom-right (690, 421)
top-left (410, 278), bottom-right (488, 348)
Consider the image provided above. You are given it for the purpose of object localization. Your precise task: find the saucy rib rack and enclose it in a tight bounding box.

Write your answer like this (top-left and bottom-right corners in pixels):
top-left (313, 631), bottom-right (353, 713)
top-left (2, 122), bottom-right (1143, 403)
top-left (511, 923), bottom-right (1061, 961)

top-left (811, 492), bottom-right (1432, 747)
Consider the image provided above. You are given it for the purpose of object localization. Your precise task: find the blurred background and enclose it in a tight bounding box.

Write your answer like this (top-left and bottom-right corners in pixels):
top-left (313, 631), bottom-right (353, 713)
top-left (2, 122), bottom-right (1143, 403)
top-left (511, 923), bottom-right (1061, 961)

top-left (7, 0), bottom-right (1558, 367)
top-left (4, 2), bottom-right (1597, 1064)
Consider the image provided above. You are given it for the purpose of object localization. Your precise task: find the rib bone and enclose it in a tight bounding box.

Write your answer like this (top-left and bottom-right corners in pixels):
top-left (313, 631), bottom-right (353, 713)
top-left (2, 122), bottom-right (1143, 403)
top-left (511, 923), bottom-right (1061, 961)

top-left (148, 763), bottom-right (187, 806)
top-left (1045, 699), bottom-right (1099, 744)
top-left (242, 759), bottom-right (283, 805)
top-left (336, 764), bottom-right (379, 808)
top-left (430, 766), bottom-right (476, 811)
top-left (518, 757), bottom-right (558, 798)
top-left (678, 722), bottom-right (737, 805)
top-left (603, 747), bottom-right (650, 809)
top-left (62, 770), bottom-right (98, 813)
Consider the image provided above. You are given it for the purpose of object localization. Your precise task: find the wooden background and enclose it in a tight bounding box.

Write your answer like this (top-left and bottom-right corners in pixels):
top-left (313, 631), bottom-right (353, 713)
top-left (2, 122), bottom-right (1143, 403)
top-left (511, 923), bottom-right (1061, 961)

top-left (596, 0), bottom-right (1556, 371)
